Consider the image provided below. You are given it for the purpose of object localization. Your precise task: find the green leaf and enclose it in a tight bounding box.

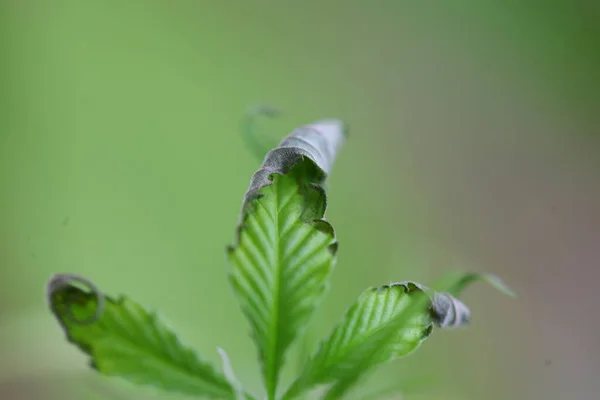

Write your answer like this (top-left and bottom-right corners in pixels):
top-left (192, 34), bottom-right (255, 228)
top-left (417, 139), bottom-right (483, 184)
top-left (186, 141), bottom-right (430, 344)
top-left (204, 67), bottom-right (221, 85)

top-left (47, 274), bottom-right (235, 399)
top-left (284, 282), bottom-right (434, 400)
top-left (285, 274), bottom-right (514, 400)
top-left (227, 120), bottom-right (346, 399)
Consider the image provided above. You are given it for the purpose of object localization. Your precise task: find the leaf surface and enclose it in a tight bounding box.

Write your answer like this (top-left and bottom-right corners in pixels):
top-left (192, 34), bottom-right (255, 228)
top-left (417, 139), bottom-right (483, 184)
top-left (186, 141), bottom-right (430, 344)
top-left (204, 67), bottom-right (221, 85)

top-left (47, 274), bottom-right (234, 399)
top-left (227, 120), bottom-right (346, 399)
top-left (285, 274), bottom-right (514, 399)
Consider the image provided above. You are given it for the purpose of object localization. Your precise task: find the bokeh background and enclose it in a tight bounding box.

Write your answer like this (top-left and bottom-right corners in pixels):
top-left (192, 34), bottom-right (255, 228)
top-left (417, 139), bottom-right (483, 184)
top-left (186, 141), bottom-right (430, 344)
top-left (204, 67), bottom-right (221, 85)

top-left (1, 1), bottom-right (599, 399)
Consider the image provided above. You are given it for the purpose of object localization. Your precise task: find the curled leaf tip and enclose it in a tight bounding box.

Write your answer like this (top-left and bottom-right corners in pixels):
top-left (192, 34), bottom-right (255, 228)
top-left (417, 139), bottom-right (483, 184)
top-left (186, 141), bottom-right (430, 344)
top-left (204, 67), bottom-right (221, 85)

top-left (47, 273), bottom-right (106, 326)
top-left (307, 119), bottom-right (345, 138)
top-left (430, 293), bottom-right (471, 328)
top-left (312, 118), bottom-right (349, 139)
top-left (277, 119), bottom-right (346, 177)
top-left (388, 281), bottom-right (471, 329)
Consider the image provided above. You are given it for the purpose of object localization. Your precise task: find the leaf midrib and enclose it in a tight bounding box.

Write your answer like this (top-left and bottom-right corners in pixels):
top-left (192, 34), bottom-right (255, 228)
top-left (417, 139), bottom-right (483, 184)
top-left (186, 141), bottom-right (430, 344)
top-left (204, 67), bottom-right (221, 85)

top-left (266, 175), bottom-right (285, 400)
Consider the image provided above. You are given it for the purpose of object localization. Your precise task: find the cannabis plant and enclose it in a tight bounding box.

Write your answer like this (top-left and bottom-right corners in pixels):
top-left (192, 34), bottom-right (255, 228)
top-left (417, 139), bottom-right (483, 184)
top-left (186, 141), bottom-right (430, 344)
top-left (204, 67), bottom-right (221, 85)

top-left (46, 113), bottom-right (514, 400)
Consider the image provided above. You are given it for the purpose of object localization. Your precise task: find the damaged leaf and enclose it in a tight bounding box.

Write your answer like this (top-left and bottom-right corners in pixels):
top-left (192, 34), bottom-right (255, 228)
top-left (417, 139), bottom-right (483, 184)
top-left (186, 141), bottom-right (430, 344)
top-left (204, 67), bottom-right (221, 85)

top-left (284, 273), bottom-right (514, 399)
top-left (227, 120), bottom-right (346, 399)
top-left (47, 274), bottom-right (235, 399)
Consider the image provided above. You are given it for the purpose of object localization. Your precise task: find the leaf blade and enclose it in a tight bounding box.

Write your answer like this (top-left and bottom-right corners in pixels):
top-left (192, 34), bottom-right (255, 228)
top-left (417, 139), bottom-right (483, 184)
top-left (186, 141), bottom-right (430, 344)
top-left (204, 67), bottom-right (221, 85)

top-left (227, 120), bottom-right (345, 398)
top-left (286, 273), bottom-right (513, 400)
top-left (47, 274), bottom-right (234, 399)
top-left (284, 282), bottom-right (434, 399)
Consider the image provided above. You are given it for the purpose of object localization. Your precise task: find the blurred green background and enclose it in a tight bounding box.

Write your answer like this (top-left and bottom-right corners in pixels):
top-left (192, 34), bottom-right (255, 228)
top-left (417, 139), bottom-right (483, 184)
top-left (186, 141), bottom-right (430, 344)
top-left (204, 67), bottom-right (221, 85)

top-left (1, 1), bottom-right (599, 399)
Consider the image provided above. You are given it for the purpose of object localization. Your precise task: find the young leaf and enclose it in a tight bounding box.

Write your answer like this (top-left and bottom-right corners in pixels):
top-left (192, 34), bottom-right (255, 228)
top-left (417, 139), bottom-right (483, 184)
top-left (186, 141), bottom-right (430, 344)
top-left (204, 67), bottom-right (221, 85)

top-left (284, 282), bottom-right (434, 400)
top-left (227, 120), bottom-right (346, 399)
top-left (47, 274), bottom-right (235, 399)
top-left (285, 274), bottom-right (513, 399)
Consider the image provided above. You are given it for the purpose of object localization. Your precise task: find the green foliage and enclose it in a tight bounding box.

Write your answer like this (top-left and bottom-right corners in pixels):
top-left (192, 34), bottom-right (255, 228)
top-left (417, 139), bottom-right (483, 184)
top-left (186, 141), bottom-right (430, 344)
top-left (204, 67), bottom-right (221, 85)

top-left (284, 282), bottom-right (434, 399)
top-left (47, 274), bottom-right (235, 399)
top-left (45, 113), bottom-right (514, 400)
top-left (284, 277), bottom-right (512, 399)
top-left (227, 118), bottom-right (343, 398)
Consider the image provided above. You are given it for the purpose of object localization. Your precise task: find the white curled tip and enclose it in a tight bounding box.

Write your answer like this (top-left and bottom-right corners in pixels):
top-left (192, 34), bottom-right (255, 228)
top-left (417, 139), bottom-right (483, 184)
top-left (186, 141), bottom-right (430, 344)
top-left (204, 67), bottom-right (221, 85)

top-left (308, 119), bottom-right (348, 146)
top-left (303, 119), bottom-right (347, 172)
top-left (308, 119), bottom-right (347, 137)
